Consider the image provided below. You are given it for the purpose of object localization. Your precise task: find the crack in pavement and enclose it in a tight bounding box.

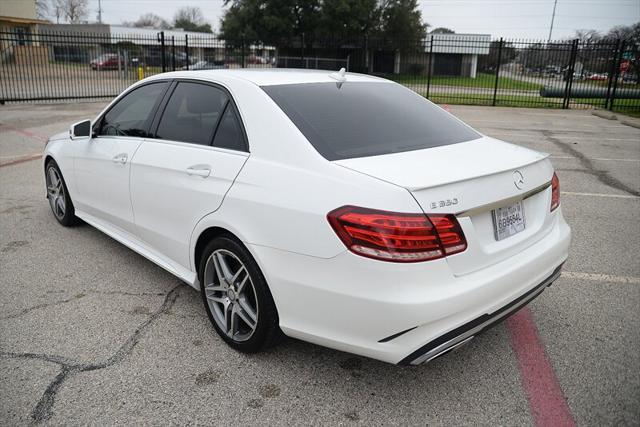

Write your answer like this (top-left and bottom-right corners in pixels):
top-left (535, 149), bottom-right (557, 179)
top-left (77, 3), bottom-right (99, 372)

top-left (542, 130), bottom-right (640, 197)
top-left (0, 284), bottom-right (181, 423)
top-left (1, 294), bottom-right (86, 320)
top-left (0, 290), bottom-right (167, 321)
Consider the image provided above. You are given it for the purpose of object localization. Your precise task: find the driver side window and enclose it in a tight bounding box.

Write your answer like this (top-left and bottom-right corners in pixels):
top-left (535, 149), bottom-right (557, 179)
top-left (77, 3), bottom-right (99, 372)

top-left (98, 82), bottom-right (167, 137)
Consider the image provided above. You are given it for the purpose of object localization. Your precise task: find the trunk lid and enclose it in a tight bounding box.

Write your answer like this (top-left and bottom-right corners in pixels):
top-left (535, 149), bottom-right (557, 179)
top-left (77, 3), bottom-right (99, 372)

top-left (334, 137), bottom-right (556, 276)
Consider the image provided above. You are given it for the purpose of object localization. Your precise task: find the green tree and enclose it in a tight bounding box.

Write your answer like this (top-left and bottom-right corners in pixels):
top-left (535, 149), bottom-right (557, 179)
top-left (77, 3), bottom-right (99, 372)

top-left (379, 0), bottom-right (427, 45)
top-left (220, 0), bottom-right (428, 46)
top-left (431, 27), bottom-right (454, 34)
top-left (318, 0), bottom-right (380, 40)
top-left (220, 0), bottom-right (320, 44)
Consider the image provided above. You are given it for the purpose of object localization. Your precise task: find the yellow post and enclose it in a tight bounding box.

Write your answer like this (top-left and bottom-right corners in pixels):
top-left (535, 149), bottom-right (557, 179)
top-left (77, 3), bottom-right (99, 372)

top-left (137, 66), bottom-right (144, 80)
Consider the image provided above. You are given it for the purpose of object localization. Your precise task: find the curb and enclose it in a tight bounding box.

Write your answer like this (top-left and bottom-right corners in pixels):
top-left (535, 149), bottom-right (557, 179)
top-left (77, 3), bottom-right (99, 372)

top-left (591, 110), bottom-right (617, 120)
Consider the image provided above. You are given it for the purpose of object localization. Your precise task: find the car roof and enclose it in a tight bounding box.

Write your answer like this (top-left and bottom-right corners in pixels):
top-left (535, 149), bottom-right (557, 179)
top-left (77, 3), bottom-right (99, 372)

top-left (146, 68), bottom-right (387, 87)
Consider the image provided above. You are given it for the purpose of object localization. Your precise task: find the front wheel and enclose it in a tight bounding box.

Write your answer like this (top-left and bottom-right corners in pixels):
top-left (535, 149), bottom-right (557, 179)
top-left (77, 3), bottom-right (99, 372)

top-left (199, 236), bottom-right (282, 353)
top-left (45, 160), bottom-right (79, 226)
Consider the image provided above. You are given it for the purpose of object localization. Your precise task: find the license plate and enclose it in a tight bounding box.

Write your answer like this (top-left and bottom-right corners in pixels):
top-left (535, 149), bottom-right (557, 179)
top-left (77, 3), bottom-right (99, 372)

top-left (492, 201), bottom-right (526, 241)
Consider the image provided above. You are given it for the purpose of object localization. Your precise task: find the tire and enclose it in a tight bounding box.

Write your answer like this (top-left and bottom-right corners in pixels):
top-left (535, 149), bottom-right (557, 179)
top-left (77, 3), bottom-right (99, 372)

top-left (199, 235), bottom-right (282, 353)
top-left (45, 160), bottom-right (79, 227)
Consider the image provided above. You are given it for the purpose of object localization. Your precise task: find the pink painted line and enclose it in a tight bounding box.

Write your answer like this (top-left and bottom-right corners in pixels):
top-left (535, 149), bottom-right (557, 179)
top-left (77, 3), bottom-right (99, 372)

top-left (0, 153), bottom-right (42, 168)
top-left (506, 307), bottom-right (576, 427)
top-left (1, 125), bottom-right (49, 143)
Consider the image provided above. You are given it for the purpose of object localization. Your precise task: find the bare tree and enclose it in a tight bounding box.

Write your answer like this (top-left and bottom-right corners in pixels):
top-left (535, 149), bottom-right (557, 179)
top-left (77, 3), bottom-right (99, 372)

top-left (123, 13), bottom-right (171, 29)
top-left (50, 0), bottom-right (65, 23)
top-left (51, 0), bottom-right (88, 23)
top-left (174, 6), bottom-right (207, 26)
top-left (573, 29), bottom-right (601, 44)
top-left (35, 0), bottom-right (50, 20)
top-left (173, 6), bottom-right (212, 32)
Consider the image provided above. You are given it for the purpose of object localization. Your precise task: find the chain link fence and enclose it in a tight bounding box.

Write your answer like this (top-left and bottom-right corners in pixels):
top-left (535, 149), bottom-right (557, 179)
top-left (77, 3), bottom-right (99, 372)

top-left (1, 29), bottom-right (638, 114)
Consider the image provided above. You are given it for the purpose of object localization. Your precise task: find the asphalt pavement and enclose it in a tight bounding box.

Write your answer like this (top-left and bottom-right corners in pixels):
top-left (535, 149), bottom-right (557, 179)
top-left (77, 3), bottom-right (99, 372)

top-left (1, 101), bottom-right (638, 425)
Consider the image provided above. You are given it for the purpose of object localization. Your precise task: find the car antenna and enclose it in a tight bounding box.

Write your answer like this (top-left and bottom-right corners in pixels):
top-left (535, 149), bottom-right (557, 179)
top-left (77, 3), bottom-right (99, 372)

top-left (329, 67), bottom-right (347, 88)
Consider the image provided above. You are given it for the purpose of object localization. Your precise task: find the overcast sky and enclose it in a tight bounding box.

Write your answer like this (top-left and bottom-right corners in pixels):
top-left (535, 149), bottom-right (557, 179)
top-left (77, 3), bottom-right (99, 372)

top-left (85, 0), bottom-right (640, 40)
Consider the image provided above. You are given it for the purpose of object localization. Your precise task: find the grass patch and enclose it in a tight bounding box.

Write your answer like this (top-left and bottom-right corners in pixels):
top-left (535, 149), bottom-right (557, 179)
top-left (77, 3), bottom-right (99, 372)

top-left (389, 73), bottom-right (536, 90)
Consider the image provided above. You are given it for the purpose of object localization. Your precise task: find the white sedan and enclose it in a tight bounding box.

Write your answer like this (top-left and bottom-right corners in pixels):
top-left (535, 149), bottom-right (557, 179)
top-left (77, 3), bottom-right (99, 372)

top-left (43, 69), bottom-right (571, 365)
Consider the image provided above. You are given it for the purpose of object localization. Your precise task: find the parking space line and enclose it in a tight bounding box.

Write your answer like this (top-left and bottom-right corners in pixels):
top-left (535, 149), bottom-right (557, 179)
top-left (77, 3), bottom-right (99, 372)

top-left (562, 271), bottom-right (640, 284)
top-left (562, 191), bottom-right (640, 199)
top-left (507, 307), bottom-right (576, 427)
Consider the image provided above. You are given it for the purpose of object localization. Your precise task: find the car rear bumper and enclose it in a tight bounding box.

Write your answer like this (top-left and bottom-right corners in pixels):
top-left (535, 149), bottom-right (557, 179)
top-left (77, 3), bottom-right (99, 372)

top-left (249, 212), bottom-right (571, 365)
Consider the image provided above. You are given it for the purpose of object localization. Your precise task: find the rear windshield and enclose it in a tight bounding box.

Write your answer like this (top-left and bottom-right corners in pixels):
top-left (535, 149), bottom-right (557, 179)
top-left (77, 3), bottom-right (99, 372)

top-left (262, 82), bottom-right (480, 160)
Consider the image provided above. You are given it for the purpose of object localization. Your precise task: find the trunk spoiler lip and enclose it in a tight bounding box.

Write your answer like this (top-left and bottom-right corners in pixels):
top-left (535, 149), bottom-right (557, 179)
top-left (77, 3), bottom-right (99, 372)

top-left (406, 151), bottom-right (550, 192)
top-left (454, 180), bottom-right (552, 217)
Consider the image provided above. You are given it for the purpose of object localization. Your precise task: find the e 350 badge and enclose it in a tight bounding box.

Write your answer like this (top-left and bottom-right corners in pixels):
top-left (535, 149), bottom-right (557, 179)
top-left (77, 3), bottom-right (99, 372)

top-left (429, 197), bottom-right (460, 210)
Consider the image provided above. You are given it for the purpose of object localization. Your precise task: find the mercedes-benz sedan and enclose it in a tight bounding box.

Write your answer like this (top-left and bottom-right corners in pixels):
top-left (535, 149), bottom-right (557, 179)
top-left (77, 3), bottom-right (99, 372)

top-left (43, 69), bottom-right (571, 365)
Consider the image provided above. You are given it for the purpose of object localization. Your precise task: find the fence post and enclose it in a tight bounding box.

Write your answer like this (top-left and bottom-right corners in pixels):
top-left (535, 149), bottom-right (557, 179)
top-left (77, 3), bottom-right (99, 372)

top-left (602, 39), bottom-right (619, 110)
top-left (300, 33), bottom-right (305, 67)
top-left (426, 35), bottom-right (434, 99)
top-left (158, 31), bottom-right (166, 72)
top-left (185, 34), bottom-right (189, 70)
top-left (562, 39), bottom-right (579, 109)
top-left (609, 39), bottom-right (626, 111)
top-left (492, 37), bottom-right (504, 106)
top-left (241, 36), bottom-right (246, 68)
top-left (171, 36), bottom-right (176, 71)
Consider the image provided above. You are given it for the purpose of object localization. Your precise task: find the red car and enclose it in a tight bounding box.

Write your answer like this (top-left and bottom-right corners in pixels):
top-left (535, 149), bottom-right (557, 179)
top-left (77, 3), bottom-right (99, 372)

top-left (90, 54), bottom-right (123, 70)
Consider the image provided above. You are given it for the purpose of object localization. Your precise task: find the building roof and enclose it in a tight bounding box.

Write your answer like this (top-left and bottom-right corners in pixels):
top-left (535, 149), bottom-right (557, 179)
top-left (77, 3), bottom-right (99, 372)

top-left (425, 33), bottom-right (492, 55)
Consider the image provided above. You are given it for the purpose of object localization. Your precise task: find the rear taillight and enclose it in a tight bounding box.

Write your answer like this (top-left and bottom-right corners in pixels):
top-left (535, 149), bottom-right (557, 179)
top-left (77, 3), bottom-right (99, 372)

top-left (327, 206), bottom-right (467, 263)
top-left (550, 172), bottom-right (560, 211)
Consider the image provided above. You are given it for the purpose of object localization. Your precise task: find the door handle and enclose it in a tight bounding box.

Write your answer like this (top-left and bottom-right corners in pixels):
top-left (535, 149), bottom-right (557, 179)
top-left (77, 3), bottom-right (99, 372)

top-left (112, 153), bottom-right (128, 164)
top-left (186, 165), bottom-right (211, 178)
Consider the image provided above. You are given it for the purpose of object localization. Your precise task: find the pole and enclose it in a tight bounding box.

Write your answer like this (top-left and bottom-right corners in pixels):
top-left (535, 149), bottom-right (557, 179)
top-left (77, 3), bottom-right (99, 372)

top-left (159, 31), bottom-right (166, 73)
top-left (547, 0), bottom-right (558, 43)
top-left (604, 39), bottom-right (620, 109)
top-left (492, 37), bottom-right (503, 106)
top-left (97, 0), bottom-right (102, 23)
top-left (562, 39), bottom-right (578, 109)
top-left (185, 34), bottom-right (189, 70)
top-left (300, 33), bottom-right (305, 67)
top-left (609, 40), bottom-right (626, 111)
top-left (241, 36), bottom-right (246, 68)
top-left (171, 35), bottom-right (176, 71)
top-left (426, 35), bottom-right (434, 99)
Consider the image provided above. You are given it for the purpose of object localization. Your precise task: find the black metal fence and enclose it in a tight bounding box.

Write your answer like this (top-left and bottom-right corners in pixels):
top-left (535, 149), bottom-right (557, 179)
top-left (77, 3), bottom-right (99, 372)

top-left (1, 28), bottom-right (638, 114)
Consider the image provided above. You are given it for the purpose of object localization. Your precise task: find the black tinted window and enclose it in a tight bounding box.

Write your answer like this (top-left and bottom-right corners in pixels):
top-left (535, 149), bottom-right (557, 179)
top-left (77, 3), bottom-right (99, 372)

top-left (213, 106), bottom-right (246, 151)
top-left (156, 82), bottom-right (228, 145)
top-left (99, 82), bottom-right (167, 137)
top-left (262, 82), bottom-right (480, 160)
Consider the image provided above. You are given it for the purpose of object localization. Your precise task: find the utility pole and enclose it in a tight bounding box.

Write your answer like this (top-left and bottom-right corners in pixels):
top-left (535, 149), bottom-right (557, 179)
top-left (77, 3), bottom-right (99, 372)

top-left (97, 0), bottom-right (103, 23)
top-left (547, 0), bottom-right (558, 43)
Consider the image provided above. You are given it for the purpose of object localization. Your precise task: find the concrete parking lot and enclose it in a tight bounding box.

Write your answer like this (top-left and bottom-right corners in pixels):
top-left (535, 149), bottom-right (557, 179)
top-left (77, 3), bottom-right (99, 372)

top-left (1, 101), bottom-right (639, 425)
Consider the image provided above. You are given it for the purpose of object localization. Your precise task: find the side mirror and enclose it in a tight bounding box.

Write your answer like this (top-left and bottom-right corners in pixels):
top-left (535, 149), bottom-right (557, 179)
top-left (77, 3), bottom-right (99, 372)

top-left (70, 120), bottom-right (91, 139)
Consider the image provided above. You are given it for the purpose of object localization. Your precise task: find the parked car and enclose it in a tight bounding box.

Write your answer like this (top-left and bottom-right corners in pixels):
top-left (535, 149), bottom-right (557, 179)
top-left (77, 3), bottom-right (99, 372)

top-left (183, 60), bottom-right (228, 70)
top-left (588, 73), bottom-right (608, 81)
top-left (43, 70), bottom-right (571, 365)
top-left (90, 53), bottom-right (123, 70)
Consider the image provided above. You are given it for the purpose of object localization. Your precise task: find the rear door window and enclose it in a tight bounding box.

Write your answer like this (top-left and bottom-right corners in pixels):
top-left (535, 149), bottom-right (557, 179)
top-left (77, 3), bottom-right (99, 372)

top-left (262, 82), bottom-right (481, 160)
top-left (156, 82), bottom-right (229, 146)
top-left (212, 105), bottom-right (246, 151)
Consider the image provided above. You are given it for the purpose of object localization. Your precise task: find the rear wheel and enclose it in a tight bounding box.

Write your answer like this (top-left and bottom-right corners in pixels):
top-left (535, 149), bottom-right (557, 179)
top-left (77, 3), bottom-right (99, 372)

top-left (45, 160), bottom-right (78, 226)
top-left (199, 236), bottom-right (282, 352)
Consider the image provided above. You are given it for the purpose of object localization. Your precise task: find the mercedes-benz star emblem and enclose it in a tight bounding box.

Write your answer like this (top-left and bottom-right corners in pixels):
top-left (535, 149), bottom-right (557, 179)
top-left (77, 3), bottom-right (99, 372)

top-left (513, 170), bottom-right (525, 190)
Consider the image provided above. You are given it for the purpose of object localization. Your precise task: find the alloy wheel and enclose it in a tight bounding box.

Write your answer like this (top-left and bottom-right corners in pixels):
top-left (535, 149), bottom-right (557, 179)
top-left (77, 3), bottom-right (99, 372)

top-left (203, 249), bottom-right (259, 342)
top-left (46, 166), bottom-right (66, 220)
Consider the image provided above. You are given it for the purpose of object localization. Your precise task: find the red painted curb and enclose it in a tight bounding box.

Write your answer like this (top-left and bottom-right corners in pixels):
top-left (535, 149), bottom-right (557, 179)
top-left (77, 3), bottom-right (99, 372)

top-left (507, 307), bottom-right (575, 427)
top-left (0, 153), bottom-right (42, 168)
